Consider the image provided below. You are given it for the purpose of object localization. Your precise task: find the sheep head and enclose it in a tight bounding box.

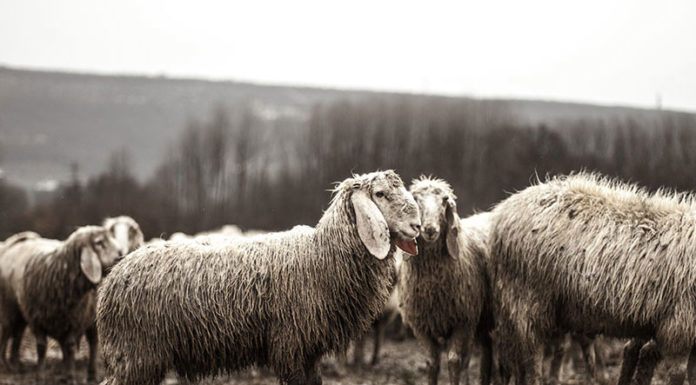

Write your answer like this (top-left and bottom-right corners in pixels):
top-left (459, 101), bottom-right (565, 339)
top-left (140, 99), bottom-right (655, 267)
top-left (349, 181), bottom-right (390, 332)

top-left (103, 216), bottom-right (144, 256)
top-left (410, 176), bottom-right (461, 257)
top-left (70, 226), bottom-right (123, 284)
top-left (346, 170), bottom-right (421, 259)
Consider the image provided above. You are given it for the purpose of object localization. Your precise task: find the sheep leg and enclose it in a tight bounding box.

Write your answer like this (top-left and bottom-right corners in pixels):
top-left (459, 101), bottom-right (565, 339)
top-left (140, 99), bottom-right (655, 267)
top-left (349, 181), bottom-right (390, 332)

top-left (519, 345), bottom-right (543, 385)
top-left (281, 358), bottom-right (322, 385)
top-left (448, 328), bottom-right (473, 385)
top-left (353, 335), bottom-right (366, 365)
top-left (371, 318), bottom-right (386, 366)
top-left (593, 339), bottom-right (607, 385)
top-left (59, 338), bottom-right (77, 383)
top-left (0, 327), bottom-right (9, 369)
top-left (662, 354), bottom-right (688, 385)
top-left (86, 324), bottom-right (98, 382)
top-left (394, 314), bottom-right (408, 341)
top-left (616, 338), bottom-right (646, 385)
top-left (35, 332), bottom-right (47, 373)
top-left (547, 336), bottom-right (565, 385)
top-left (634, 340), bottom-right (661, 385)
top-left (479, 332), bottom-right (493, 385)
top-left (333, 350), bottom-right (348, 377)
top-left (305, 358), bottom-right (322, 385)
top-left (687, 347), bottom-right (696, 385)
top-left (578, 337), bottom-right (596, 384)
top-left (416, 331), bottom-right (441, 385)
top-left (8, 323), bottom-right (25, 373)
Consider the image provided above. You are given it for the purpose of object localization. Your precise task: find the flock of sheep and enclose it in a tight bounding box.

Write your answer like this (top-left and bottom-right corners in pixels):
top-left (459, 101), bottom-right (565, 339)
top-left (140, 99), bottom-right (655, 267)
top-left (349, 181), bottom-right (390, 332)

top-left (0, 169), bottom-right (693, 385)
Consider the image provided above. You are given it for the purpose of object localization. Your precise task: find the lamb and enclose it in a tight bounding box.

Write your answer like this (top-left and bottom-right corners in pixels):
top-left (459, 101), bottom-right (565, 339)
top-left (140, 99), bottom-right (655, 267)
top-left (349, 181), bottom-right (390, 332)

top-left (96, 170), bottom-right (422, 385)
top-left (398, 176), bottom-right (493, 385)
top-left (0, 226), bottom-right (122, 380)
top-left (489, 172), bottom-right (696, 385)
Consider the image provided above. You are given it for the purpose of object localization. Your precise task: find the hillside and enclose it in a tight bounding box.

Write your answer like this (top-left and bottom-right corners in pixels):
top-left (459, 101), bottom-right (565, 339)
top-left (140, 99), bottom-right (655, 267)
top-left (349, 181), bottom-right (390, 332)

top-left (0, 66), bottom-right (689, 189)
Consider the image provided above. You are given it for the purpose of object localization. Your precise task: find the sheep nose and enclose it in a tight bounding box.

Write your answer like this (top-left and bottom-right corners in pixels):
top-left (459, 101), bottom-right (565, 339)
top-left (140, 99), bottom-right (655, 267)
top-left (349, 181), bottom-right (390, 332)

top-left (424, 226), bottom-right (437, 237)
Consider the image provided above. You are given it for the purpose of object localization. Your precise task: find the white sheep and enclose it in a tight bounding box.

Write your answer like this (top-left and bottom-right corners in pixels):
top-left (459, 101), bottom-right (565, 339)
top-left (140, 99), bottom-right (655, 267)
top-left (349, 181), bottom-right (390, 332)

top-left (398, 176), bottom-right (493, 385)
top-left (97, 170), bottom-right (422, 385)
top-left (490, 172), bottom-right (696, 385)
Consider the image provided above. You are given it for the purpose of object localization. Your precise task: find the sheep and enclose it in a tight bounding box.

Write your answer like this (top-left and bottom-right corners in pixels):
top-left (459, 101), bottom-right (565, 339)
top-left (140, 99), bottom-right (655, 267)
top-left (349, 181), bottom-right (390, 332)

top-left (64, 216), bottom-right (145, 375)
top-left (489, 172), bottom-right (696, 385)
top-left (103, 215), bottom-right (144, 256)
top-left (96, 170), bottom-right (422, 385)
top-left (397, 176), bottom-right (493, 385)
top-left (0, 226), bottom-right (122, 380)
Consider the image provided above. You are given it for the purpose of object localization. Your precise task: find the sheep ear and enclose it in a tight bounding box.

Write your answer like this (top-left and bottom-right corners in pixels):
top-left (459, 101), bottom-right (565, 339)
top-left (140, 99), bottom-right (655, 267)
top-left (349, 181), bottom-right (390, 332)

top-left (80, 246), bottom-right (102, 284)
top-left (445, 197), bottom-right (461, 258)
top-left (352, 190), bottom-right (390, 259)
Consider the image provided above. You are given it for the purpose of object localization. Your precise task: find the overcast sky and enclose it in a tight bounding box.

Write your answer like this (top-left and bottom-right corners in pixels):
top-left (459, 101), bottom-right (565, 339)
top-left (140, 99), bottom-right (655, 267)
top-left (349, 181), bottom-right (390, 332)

top-left (1, 0), bottom-right (695, 111)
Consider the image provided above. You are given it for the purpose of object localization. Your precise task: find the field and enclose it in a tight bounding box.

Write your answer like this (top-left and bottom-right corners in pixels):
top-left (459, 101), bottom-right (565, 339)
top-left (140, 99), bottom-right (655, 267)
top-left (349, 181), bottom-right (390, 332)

top-left (0, 332), bottom-right (671, 385)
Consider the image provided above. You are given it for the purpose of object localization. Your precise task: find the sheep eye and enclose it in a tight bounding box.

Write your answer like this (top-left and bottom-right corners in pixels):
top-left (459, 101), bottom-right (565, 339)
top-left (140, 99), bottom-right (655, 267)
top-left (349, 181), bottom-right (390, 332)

top-left (375, 191), bottom-right (385, 198)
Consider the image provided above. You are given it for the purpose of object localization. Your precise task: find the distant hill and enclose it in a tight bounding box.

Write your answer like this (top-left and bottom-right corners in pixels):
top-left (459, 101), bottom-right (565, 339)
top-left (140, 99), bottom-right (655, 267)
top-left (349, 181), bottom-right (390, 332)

top-left (0, 66), bottom-right (690, 190)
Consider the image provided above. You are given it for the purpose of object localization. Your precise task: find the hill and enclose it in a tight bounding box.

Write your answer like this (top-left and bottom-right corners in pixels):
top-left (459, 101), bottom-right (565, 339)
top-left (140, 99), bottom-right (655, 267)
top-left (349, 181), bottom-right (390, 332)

top-left (0, 66), bottom-right (689, 189)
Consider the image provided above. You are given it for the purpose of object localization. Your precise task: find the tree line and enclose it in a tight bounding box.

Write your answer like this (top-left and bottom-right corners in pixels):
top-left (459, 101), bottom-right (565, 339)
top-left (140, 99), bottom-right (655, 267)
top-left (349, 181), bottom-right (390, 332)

top-left (1, 96), bottom-right (695, 240)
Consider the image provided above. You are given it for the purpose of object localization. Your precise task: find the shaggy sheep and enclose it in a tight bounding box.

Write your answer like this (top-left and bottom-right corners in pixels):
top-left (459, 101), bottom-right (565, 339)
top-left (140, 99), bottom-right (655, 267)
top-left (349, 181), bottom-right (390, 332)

top-left (96, 170), bottom-right (421, 385)
top-left (490, 172), bottom-right (696, 385)
top-left (0, 226), bottom-right (122, 380)
top-left (103, 215), bottom-right (144, 256)
top-left (66, 215), bottom-right (146, 376)
top-left (398, 176), bottom-right (493, 385)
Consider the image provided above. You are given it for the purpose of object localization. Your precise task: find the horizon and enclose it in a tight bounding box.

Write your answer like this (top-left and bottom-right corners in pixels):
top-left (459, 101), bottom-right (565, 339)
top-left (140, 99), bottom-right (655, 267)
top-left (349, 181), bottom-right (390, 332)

top-left (2, 64), bottom-right (694, 114)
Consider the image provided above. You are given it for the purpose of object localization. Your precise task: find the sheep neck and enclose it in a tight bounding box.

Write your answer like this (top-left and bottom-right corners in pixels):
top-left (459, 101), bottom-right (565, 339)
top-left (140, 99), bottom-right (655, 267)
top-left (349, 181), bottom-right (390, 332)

top-left (315, 190), bottom-right (377, 262)
top-left (411, 230), bottom-right (450, 267)
top-left (312, 191), bottom-right (395, 351)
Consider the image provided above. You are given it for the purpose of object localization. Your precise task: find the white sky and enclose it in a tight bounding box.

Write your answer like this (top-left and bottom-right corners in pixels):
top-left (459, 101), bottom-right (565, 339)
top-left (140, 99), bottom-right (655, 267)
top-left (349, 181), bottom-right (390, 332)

top-left (1, 0), bottom-right (695, 111)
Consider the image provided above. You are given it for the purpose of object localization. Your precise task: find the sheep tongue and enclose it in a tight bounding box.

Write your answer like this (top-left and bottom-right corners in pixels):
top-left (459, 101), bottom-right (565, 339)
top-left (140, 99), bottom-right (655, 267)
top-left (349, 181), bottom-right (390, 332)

top-left (396, 239), bottom-right (418, 256)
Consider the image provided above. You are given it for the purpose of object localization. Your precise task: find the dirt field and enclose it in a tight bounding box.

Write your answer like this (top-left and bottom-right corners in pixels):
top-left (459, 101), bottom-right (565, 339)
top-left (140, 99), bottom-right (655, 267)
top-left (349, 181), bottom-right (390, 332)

top-left (0, 333), bottom-right (670, 385)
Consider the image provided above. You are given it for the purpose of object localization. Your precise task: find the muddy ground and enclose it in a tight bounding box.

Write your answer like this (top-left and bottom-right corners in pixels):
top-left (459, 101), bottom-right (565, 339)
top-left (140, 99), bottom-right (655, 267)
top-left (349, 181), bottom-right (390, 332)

top-left (0, 333), bottom-right (671, 385)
